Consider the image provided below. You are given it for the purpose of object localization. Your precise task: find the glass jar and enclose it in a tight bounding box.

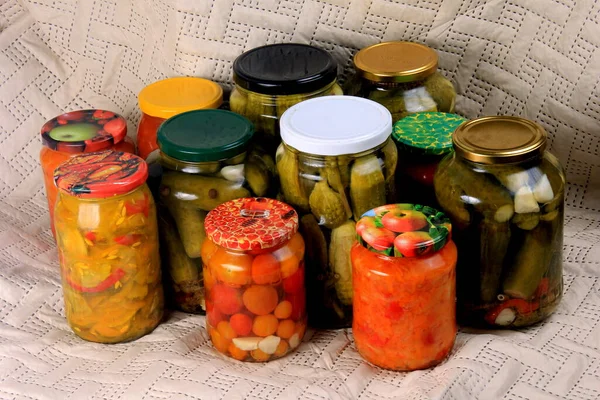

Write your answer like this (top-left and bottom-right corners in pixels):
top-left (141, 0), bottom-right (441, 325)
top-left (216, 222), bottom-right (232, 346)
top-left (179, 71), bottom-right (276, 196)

top-left (202, 197), bottom-right (306, 362)
top-left (40, 110), bottom-right (136, 238)
top-left (277, 96), bottom-right (397, 329)
top-left (230, 43), bottom-right (342, 154)
top-left (345, 41), bottom-right (456, 123)
top-left (53, 150), bottom-right (163, 343)
top-left (156, 109), bottom-right (276, 314)
top-left (434, 116), bottom-right (565, 328)
top-left (352, 204), bottom-right (457, 371)
top-left (137, 77), bottom-right (223, 162)
top-left (393, 112), bottom-right (466, 206)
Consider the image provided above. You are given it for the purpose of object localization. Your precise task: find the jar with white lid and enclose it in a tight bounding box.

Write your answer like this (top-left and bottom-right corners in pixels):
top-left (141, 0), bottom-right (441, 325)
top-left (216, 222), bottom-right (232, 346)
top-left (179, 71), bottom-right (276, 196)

top-left (276, 96), bottom-right (397, 329)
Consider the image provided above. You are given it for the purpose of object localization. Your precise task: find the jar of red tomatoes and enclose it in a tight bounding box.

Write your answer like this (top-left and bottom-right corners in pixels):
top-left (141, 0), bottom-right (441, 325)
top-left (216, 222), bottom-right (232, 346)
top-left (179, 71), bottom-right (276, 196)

top-left (137, 77), bottom-right (223, 162)
top-left (351, 203), bottom-right (457, 371)
top-left (202, 197), bottom-right (306, 362)
top-left (40, 110), bottom-right (135, 238)
top-left (393, 112), bottom-right (466, 207)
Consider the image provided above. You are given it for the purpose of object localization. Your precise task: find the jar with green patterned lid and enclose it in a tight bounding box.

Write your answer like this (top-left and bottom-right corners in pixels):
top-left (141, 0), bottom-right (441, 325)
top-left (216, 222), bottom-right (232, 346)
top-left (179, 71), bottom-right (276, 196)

top-left (393, 112), bottom-right (466, 206)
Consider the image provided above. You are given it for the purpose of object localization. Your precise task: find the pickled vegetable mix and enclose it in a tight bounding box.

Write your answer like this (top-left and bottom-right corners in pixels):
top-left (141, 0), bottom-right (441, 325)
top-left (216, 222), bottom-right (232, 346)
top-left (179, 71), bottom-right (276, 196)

top-left (345, 41), bottom-right (456, 123)
top-left (156, 109), bottom-right (276, 313)
top-left (203, 197), bottom-right (306, 362)
top-left (352, 204), bottom-right (457, 371)
top-left (278, 96), bottom-right (397, 329)
top-left (53, 150), bottom-right (163, 343)
top-left (230, 43), bottom-right (342, 153)
top-left (434, 116), bottom-right (565, 328)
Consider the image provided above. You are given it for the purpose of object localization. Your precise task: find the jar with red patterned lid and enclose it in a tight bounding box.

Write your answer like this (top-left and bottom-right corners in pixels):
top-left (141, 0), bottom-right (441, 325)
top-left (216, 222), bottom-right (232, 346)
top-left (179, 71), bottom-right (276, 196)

top-left (202, 197), bottom-right (306, 362)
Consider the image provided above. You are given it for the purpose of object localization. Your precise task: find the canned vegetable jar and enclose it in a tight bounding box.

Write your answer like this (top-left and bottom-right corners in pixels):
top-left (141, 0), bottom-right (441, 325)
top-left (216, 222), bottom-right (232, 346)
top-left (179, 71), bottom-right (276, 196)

top-left (156, 109), bottom-right (276, 314)
top-left (54, 150), bottom-right (163, 343)
top-left (352, 204), bottom-right (457, 371)
top-left (137, 77), bottom-right (223, 162)
top-left (203, 197), bottom-right (306, 362)
top-left (434, 116), bottom-right (565, 328)
top-left (40, 110), bottom-right (136, 238)
top-left (277, 96), bottom-right (397, 329)
top-left (230, 43), bottom-right (342, 153)
top-left (345, 41), bottom-right (456, 122)
top-left (393, 112), bottom-right (466, 206)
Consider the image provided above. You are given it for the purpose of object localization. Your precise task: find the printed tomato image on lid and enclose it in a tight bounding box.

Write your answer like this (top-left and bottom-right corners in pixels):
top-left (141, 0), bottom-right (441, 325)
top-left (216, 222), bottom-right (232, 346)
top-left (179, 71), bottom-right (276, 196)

top-left (204, 197), bottom-right (299, 252)
top-left (357, 203), bottom-right (451, 257)
top-left (54, 150), bottom-right (148, 198)
top-left (41, 109), bottom-right (128, 154)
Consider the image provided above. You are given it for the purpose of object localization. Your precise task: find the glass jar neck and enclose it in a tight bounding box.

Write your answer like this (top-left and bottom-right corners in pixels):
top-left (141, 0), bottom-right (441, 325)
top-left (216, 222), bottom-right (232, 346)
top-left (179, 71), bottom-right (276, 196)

top-left (235, 79), bottom-right (337, 100)
top-left (282, 138), bottom-right (391, 161)
top-left (58, 184), bottom-right (145, 203)
top-left (159, 151), bottom-right (242, 174)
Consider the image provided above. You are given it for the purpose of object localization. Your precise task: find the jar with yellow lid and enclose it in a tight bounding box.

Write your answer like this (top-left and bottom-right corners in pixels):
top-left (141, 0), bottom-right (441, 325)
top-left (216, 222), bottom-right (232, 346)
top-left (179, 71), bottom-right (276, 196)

top-left (137, 77), bottom-right (223, 162)
top-left (434, 116), bottom-right (565, 328)
top-left (345, 41), bottom-right (456, 123)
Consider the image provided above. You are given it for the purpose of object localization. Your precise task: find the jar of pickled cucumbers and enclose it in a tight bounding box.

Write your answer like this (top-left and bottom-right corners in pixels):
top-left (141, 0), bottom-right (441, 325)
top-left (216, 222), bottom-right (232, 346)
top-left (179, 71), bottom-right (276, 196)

top-left (393, 112), bottom-right (466, 206)
top-left (137, 77), bottom-right (223, 162)
top-left (202, 197), bottom-right (306, 362)
top-left (434, 116), bottom-right (565, 328)
top-left (40, 110), bottom-right (136, 238)
top-left (53, 150), bottom-right (163, 343)
top-left (156, 109), bottom-right (276, 314)
top-left (352, 204), bottom-right (457, 370)
top-left (230, 43), bottom-right (342, 154)
top-left (345, 41), bottom-right (456, 123)
top-left (277, 96), bottom-right (397, 329)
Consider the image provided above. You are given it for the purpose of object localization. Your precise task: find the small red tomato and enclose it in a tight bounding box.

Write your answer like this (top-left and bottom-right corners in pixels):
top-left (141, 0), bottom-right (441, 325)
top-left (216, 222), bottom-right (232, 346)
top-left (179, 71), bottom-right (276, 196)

top-left (283, 263), bottom-right (304, 294)
top-left (285, 291), bottom-right (306, 321)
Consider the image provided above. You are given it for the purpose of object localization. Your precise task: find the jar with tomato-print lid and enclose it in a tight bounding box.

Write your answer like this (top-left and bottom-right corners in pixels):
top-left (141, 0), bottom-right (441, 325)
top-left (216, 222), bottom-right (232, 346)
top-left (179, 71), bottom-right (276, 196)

top-left (351, 203), bottom-right (457, 371)
top-left (202, 197), bottom-right (306, 362)
top-left (39, 109), bottom-right (136, 239)
top-left (53, 150), bottom-right (163, 343)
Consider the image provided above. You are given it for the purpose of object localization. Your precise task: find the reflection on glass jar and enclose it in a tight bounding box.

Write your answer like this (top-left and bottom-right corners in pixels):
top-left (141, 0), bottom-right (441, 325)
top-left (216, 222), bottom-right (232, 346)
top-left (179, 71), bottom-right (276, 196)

top-left (39, 109), bottom-right (136, 239)
top-left (345, 41), bottom-right (456, 123)
top-left (203, 197), bottom-right (306, 362)
top-left (230, 43), bottom-right (342, 154)
top-left (352, 204), bottom-right (457, 371)
top-left (434, 116), bottom-right (565, 328)
top-left (53, 150), bottom-right (163, 343)
top-left (277, 96), bottom-right (397, 329)
top-left (156, 109), bottom-right (277, 314)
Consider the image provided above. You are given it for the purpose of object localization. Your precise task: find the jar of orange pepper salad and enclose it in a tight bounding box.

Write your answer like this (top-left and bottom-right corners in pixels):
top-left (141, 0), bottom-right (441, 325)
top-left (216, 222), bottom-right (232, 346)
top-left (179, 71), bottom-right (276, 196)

top-left (53, 150), bottom-right (164, 343)
top-left (202, 197), bottom-right (306, 362)
top-left (137, 77), bottom-right (223, 162)
top-left (351, 203), bottom-right (457, 371)
top-left (40, 109), bottom-right (136, 238)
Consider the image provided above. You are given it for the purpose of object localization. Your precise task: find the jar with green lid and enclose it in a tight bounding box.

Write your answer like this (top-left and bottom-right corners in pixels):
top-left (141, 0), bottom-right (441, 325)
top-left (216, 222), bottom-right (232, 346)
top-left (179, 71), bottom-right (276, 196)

top-left (433, 116), bottom-right (565, 328)
top-left (156, 109), bottom-right (276, 313)
top-left (277, 96), bottom-right (397, 329)
top-left (345, 41), bottom-right (456, 123)
top-left (230, 43), bottom-right (342, 154)
top-left (393, 112), bottom-right (466, 207)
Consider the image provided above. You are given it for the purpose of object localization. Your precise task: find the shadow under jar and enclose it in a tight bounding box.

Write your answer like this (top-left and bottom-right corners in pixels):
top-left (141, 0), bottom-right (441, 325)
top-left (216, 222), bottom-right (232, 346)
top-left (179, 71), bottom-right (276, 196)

top-left (230, 43), bottom-right (342, 154)
top-left (277, 96), bottom-right (397, 329)
top-left (344, 41), bottom-right (456, 123)
top-left (434, 116), bottom-right (565, 328)
top-left (156, 109), bottom-right (277, 314)
top-left (53, 150), bottom-right (164, 343)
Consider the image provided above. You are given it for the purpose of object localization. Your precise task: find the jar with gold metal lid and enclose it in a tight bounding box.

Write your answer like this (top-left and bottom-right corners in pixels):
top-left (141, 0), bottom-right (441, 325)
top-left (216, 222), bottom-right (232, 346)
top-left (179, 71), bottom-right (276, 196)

top-left (434, 116), bottom-right (565, 328)
top-left (344, 41), bottom-right (456, 123)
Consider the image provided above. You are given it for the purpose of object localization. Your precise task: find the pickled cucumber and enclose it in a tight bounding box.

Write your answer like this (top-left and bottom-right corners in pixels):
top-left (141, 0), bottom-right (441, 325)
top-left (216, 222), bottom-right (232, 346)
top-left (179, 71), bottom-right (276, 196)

top-left (480, 221), bottom-right (511, 302)
top-left (329, 220), bottom-right (356, 306)
top-left (245, 159), bottom-right (270, 197)
top-left (512, 212), bottom-right (540, 230)
top-left (349, 155), bottom-right (386, 220)
top-left (277, 150), bottom-right (309, 212)
top-left (246, 91), bottom-right (277, 140)
top-left (276, 94), bottom-right (302, 119)
top-left (309, 180), bottom-right (348, 229)
top-left (380, 139), bottom-right (398, 199)
top-left (324, 160), bottom-right (352, 220)
top-left (368, 88), bottom-right (408, 122)
top-left (160, 172), bottom-right (250, 212)
top-left (434, 159), bottom-right (471, 228)
top-left (229, 88), bottom-right (247, 117)
top-left (158, 215), bottom-right (199, 284)
top-left (299, 214), bottom-right (328, 274)
top-left (424, 72), bottom-right (456, 112)
top-left (161, 195), bottom-right (206, 258)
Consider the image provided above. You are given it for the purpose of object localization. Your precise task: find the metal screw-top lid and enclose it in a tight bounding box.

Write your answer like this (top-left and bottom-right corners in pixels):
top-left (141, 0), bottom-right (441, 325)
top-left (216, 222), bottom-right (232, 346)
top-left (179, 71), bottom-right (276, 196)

top-left (353, 41), bottom-right (438, 83)
top-left (452, 116), bottom-right (547, 164)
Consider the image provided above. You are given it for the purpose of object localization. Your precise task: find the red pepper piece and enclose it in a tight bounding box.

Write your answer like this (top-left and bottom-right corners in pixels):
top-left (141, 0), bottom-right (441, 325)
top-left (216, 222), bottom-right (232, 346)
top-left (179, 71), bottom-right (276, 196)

top-left (534, 278), bottom-right (549, 297)
top-left (485, 298), bottom-right (540, 325)
top-left (124, 192), bottom-right (149, 217)
top-left (66, 268), bottom-right (125, 293)
top-left (113, 234), bottom-right (142, 246)
top-left (84, 231), bottom-right (97, 242)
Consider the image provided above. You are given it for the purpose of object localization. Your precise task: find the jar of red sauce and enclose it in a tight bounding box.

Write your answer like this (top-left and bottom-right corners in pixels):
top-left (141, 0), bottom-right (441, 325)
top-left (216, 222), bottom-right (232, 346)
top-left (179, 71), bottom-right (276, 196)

top-left (351, 203), bottom-right (457, 371)
top-left (40, 109), bottom-right (135, 238)
top-left (392, 112), bottom-right (465, 207)
top-left (202, 197), bottom-right (306, 362)
top-left (137, 77), bottom-right (223, 162)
